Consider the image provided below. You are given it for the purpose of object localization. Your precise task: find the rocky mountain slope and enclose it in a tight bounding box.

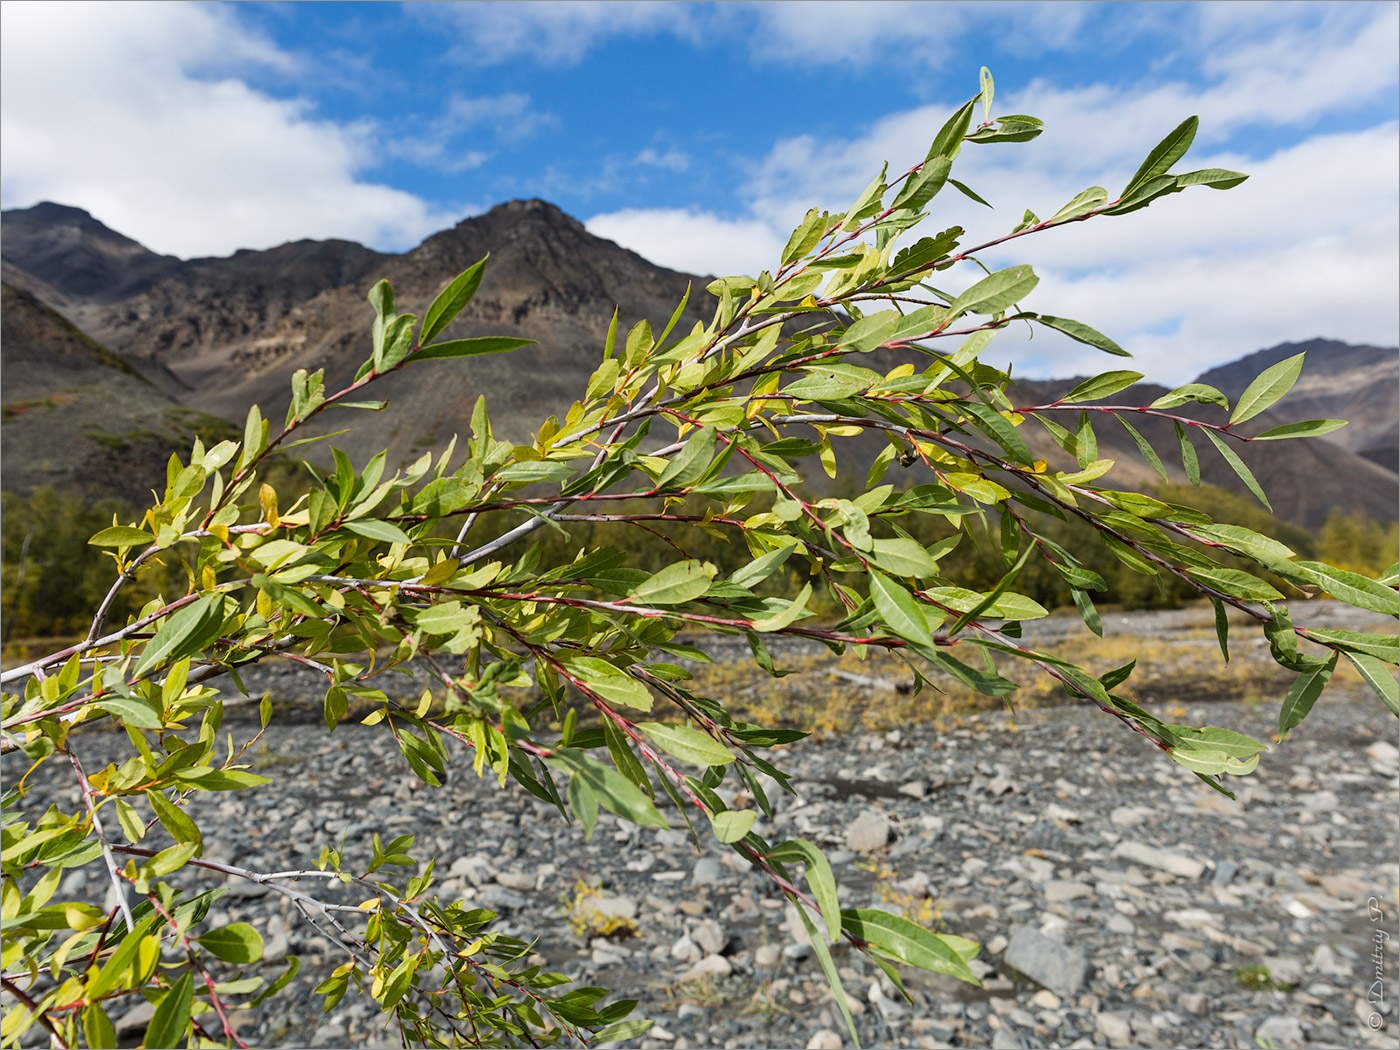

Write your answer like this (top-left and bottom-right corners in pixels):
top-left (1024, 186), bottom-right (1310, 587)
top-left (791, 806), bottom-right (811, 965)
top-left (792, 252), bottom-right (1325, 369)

top-left (0, 283), bottom-right (232, 505)
top-left (2, 201), bottom-right (1395, 528)
top-left (1196, 339), bottom-right (1399, 474)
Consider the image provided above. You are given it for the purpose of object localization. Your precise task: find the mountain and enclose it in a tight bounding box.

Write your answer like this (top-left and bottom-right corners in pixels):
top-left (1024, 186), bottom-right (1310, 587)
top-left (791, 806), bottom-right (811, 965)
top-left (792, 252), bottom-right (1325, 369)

top-left (0, 202), bottom-right (183, 306)
top-left (1196, 338), bottom-right (1398, 473)
top-left (1003, 377), bottom-right (1399, 530)
top-left (2, 200), bottom-right (1395, 529)
top-left (0, 282), bottom-right (233, 505)
top-left (3, 199), bottom-right (708, 467)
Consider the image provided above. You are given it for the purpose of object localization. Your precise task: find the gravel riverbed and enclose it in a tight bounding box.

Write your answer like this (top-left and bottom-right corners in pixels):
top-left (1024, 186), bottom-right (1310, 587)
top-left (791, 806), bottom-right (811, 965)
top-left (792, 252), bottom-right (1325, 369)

top-left (6, 604), bottom-right (1398, 1050)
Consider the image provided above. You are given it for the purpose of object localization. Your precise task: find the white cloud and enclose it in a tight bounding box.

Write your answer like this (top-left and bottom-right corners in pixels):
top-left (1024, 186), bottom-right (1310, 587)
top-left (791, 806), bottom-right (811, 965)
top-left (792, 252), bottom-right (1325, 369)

top-left (635, 147), bottom-right (690, 173)
top-left (417, 1), bottom-right (699, 67)
top-left (740, 1), bottom-right (1093, 70)
top-left (0, 0), bottom-right (453, 258)
top-left (588, 5), bottom-right (1398, 383)
top-left (383, 93), bottom-right (552, 173)
top-left (585, 209), bottom-right (783, 278)
top-left (420, 0), bottom-right (1094, 72)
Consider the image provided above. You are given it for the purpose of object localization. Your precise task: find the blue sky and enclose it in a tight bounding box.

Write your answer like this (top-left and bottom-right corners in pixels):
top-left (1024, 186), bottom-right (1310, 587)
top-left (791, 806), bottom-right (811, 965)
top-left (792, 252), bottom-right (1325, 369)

top-left (2, 1), bottom-right (1397, 382)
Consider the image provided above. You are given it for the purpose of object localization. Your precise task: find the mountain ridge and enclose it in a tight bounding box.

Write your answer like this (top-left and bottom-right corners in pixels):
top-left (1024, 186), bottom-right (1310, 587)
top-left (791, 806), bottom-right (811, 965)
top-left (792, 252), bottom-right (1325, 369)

top-left (3, 200), bottom-right (1395, 529)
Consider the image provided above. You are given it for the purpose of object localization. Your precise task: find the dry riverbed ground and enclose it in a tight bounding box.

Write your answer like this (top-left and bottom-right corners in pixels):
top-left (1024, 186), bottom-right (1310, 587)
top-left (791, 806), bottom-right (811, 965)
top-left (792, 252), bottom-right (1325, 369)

top-left (6, 602), bottom-right (1398, 1049)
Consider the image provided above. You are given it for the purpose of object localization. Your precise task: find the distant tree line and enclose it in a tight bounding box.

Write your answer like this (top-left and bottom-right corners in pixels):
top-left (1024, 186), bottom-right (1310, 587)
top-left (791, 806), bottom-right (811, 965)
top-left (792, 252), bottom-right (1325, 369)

top-left (6, 479), bottom-right (1393, 645)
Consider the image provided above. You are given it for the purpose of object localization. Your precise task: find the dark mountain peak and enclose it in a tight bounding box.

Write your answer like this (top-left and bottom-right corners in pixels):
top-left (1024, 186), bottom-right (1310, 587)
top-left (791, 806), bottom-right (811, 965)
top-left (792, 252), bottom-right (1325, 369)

top-left (1195, 338), bottom-right (1397, 395)
top-left (479, 198), bottom-right (584, 231)
top-left (1, 200), bottom-right (181, 303)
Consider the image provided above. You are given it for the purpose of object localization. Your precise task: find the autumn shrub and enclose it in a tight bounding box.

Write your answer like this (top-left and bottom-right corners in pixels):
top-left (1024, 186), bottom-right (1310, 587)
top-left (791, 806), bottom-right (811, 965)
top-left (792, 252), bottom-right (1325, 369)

top-left (3, 70), bottom-right (1397, 1050)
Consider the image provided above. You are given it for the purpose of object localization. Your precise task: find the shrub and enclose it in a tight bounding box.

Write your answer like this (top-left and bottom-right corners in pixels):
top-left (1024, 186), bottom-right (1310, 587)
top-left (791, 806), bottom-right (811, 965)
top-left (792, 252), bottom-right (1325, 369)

top-left (2, 70), bottom-right (1396, 1049)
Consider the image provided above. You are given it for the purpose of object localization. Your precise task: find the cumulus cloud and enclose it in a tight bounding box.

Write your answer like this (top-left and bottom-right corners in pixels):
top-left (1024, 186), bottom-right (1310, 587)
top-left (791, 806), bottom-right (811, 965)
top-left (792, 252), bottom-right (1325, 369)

top-left (0, 0), bottom-right (453, 258)
top-left (416, 0), bottom-right (700, 67)
top-left (586, 208), bottom-right (783, 278)
top-left (587, 4), bottom-right (1398, 383)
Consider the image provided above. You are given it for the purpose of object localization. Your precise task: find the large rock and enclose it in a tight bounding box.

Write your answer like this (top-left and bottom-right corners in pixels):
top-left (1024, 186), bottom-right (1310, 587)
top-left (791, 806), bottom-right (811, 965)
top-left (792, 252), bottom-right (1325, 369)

top-left (1366, 739), bottom-right (1399, 776)
top-left (844, 809), bottom-right (893, 852)
top-left (679, 954), bottom-right (732, 982)
top-left (1112, 841), bottom-right (1206, 879)
top-left (1003, 925), bottom-right (1089, 999)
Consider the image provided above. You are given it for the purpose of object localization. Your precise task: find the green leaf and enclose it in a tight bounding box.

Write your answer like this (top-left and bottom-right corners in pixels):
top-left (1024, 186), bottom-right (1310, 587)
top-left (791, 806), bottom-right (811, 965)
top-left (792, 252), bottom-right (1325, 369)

top-left (198, 923), bottom-right (264, 964)
top-left (175, 768), bottom-right (272, 791)
top-left (1176, 167), bottom-right (1249, 190)
top-left (593, 1020), bottom-right (654, 1044)
top-left (729, 545), bottom-right (797, 589)
top-left (147, 790), bottom-right (202, 855)
top-left (411, 336), bottom-right (533, 362)
top-left (631, 560), bottom-right (714, 605)
top-left (496, 460), bottom-right (574, 483)
top-left (927, 585), bottom-right (1047, 622)
top-left (1278, 653), bottom-right (1338, 741)
top-left (134, 593), bottom-right (225, 678)
top-left (962, 402), bottom-right (1032, 465)
top-left (929, 99), bottom-right (975, 160)
top-left (1050, 186), bottom-right (1108, 222)
top-left (638, 722), bottom-right (736, 766)
top-left (1251, 419), bottom-right (1347, 441)
top-left (1305, 628), bottom-right (1398, 662)
top-left (710, 810), bottom-right (756, 843)
top-left (1114, 415), bottom-right (1168, 482)
top-left (377, 314), bottom-right (417, 371)
top-left (1211, 597), bottom-right (1230, 663)
top-left (1122, 116), bottom-right (1198, 198)
top-left (1187, 523), bottom-right (1296, 562)
top-left (1150, 383), bottom-right (1230, 410)
top-left (249, 957), bottom-right (300, 1007)
top-left (868, 537), bottom-right (941, 579)
top-left (1034, 314), bottom-right (1129, 356)
top-left (840, 909), bottom-right (980, 984)
top-left (549, 750), bottom-right (668, 829)
top-left (793, 903), bottom-right (859, 1048)
top-left (784, 370), bottom-right (869, 400)
top-left (1164, 724), bottom-right (1268, 776)
top-left (948, 177), bottom-right (992, 208)
top-left (114, 798), bottom-right (146, 843)
top-left (341, 519), bottom-right (414, 545)
top-left (1186, 566), bottom-right (1283, 602)
top-left (1344, 651), bottom-right (1399, 716)
top-left (82, 1004), bottom-right (116, 1050)
top-left (890, 155), bottom-right (951, 212)
top-left (951, 264), bottom-right (1038, 317)
top-left (95, 695), bottom-right (164, 729)
top-left (251, 574), bottom-right (326, 621)
top-left (566, 657), bottom-right (654, 712)
top-left (1174, 421), bottom-right (1200, 486)
top-left (568, 775), bottom-right (598, 839)
top-left (144, 971), bottom-right (194, 1050)
top-left (655, 426), bottom-right (717, 491)
top-left (1289, 562), bottom-right (1399, 616)
top-left (870, 572), bottom-right (934, 647)
top-left (1061, 371), bottom-right (1143, 403)
top-left (88, 526), bottom-right (155, 549)
top-left (750, 583), bottom-right (813, 632)
top-left (1201, 428), bottom-right (1270, 510)
top-left (1071, 587), bottom-right (1102, 637)
top-left (782, 207), bottom-right (831, 264)
top-left (767, 840), bottom-right (840, 943)
top-left (420, 256), bottom-right (488, 345)
top-left (1230, 353), bottom-right (1304, 425)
